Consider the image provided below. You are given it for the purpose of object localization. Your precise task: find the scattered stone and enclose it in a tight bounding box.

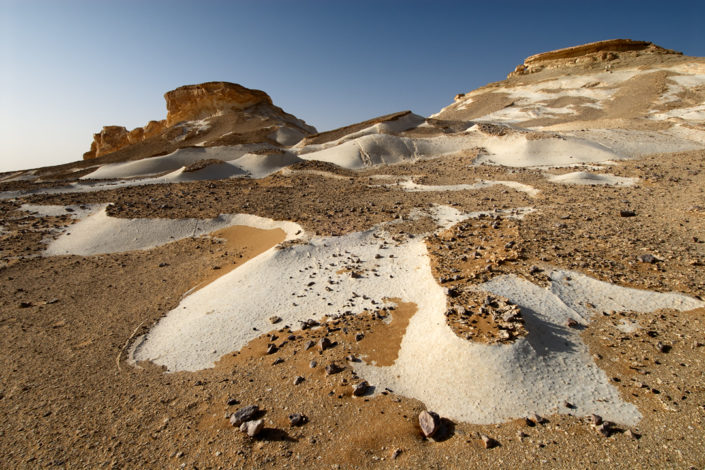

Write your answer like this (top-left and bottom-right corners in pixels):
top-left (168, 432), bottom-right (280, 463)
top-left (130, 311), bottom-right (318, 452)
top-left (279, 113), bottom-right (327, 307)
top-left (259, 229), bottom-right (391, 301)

top-left (655, 341), bottom-right (671, 353)
top-left (355, 332), bottom-right (364, 341)
top-left (240, 419), bottom-right (264, 437)
top-left (637, 254), bottom-right (657, 264)
top-left (516, 430), bottom-right (528, 440)
top-left (564, 401), bottom-right (575, 409)
top-left (595, 422), bottom-right (613, 437)
top-left (18, 302), bottom-right (32, 308)
top-left (620, 210), bottom-right (636, 217)
top-left (529, 413), bottom-right (545, 425)
top-left (269, 316), bottom-right (282, 324)
top-left (304, 340), bottom-right (315, 350)
top-left (529, 265), bottom-right (542, 274)
top-left (226, 397), bottom-right (239, 406)
top-left (300, 319), bottom-right (319, 330)
top-left (229, 405), bottom-right (259, 426)
top-left (352, 381), bottom-right (369, 397)
top-left (309, 360), bottom-right (318, 368)
top-left (266, 344), bottom-right (278, 354)
top-left (293, 376), bottom-right (305, 385)
top-left (566, 318), bottom-right (579, 328)
top-left (588, 414), bottom-right (603, 426)
top-left (624, 429), bottom-right (640, 440)
top-left (272, 357), bottom-right (284, 365)
top-left (288, 413), bottom-right (307, 426)
top-left (418, 410), bottom-right (440, 438)
top-left (391, 448), bottom-right (402, 459)
top-left (480, 433), bottom-right (499, 449)
top-left (318, 337), bottom-right (333, 351)
top-left (325, 363), bottom-right (343, 375)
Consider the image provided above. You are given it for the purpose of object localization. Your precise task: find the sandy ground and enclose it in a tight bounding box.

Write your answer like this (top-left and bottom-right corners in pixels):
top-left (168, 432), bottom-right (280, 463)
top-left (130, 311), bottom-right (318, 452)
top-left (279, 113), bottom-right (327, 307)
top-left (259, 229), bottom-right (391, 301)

top-left (1, 140), bottom-right (704, 469)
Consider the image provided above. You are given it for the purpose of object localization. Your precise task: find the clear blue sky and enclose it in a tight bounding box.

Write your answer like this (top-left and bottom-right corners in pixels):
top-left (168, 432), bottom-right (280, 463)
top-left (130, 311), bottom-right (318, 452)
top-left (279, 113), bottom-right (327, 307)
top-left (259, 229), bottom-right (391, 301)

top-left (1, 0), bottom-right (704, 172)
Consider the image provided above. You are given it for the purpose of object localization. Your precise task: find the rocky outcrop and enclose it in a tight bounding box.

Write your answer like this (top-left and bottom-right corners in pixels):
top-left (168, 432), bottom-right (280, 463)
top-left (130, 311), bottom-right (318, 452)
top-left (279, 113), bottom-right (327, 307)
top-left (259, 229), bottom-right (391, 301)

top-left (83, 82), bottom-right (314, 160)
top-left (508, 39), bottom-right (681, 78)
top-left (164, 82), bottom-right (272, 127)
top-left (84, 126), bottom-right (129, 160)
top-left (83, 120), bottom-right (168, 160)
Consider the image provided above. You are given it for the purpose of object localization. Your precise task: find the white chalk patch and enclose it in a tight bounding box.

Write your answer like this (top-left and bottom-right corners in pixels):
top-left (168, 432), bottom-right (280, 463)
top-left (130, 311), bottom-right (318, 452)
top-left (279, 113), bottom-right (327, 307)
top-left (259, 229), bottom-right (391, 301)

top-left (388, 178), bottom-right (539, 196)
top-left (547, 172), bottom-right (638, 186)
top-left (130, 229), bottom-right (436, 372)
top-left (20, 203), bottom-right (102, 219)
top-left (45, 206), bottom-right (303, 256)
top-left (357, 270), bottom-right (702, 425)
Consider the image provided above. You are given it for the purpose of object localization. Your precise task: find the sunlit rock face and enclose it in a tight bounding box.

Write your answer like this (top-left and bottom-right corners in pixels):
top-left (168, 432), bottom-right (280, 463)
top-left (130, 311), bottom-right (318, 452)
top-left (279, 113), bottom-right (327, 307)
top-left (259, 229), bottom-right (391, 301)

top-left (82, 82), bottom-right (315, 160)
top-left (163, 81), bottom-right (272, 126)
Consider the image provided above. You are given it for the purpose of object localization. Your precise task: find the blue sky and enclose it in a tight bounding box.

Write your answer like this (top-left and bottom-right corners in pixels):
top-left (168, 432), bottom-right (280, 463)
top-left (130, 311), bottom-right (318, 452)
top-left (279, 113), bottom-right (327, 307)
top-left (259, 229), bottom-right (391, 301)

top-left (1, 0), bottom-right (704, 172)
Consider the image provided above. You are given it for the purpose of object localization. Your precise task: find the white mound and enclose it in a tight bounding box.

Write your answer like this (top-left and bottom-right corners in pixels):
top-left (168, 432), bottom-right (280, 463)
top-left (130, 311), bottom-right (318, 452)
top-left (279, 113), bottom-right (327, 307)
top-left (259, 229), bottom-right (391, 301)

top-left (229, 152), bottom-right (303, 178)
top-left (296, 112), bottom-right (427, 155)
top-left (558, 128), bottom-right (705, 157)
top-left (45, 206), bottom-right (302, 256)
top-left (298, 134), bottom-right (467, 170)
top-left (164, 162), bottom-right (246, 182)
top-left (548, 171), bottom-right (638, 186)
top-left (269, 126), bottom-right (307, 146)
top-left (81, 145), bottom-right (270, 180)
top-left (474, 132), bottom-right (623, 167)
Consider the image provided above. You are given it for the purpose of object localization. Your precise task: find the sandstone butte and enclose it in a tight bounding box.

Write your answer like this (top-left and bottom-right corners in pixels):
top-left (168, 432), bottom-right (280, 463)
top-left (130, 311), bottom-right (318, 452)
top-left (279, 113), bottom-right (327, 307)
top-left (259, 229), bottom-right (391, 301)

top-left (508, 38), bottom-right (681, 78)
top-left (83, 82), bottom-right (280, 160)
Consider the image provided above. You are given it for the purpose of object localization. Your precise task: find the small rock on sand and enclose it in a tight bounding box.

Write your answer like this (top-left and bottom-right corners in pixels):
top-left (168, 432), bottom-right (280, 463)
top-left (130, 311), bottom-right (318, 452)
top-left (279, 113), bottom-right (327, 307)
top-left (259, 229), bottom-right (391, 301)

top-left (318, 337), bottom-right (332, 351)
top-left (269, 316), bottom-right (282, 324)
top-left (239, 419), bottom-right (264, 437)
top-left (480, 433), bottom-right (499, 449)
top-left (637, 254), bottom-right (657, 264)
top-left (352, 381), bottom-right (369, 396)
top-left (229, 405), bottom-right (259, 426)
top-left (419, 410), bottom-right (440, 438)
top-left (288, 413), bottom-right (307, 426)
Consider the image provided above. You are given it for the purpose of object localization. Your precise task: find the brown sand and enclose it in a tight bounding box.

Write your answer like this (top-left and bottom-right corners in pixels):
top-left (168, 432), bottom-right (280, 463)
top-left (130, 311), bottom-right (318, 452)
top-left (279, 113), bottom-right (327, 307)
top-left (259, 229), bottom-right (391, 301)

top-left (191, 225), bottom-right (286, 292)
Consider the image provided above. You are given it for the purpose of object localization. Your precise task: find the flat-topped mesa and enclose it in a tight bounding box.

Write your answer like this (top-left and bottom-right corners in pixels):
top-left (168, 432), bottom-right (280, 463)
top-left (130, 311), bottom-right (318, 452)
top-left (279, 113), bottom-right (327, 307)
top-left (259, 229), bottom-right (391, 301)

top-left (83, 81), bottom-right (311, 160)
top-left (164, 82), bottom-right (273, 127)
top-left (509, 39), bottom-right (682, 78)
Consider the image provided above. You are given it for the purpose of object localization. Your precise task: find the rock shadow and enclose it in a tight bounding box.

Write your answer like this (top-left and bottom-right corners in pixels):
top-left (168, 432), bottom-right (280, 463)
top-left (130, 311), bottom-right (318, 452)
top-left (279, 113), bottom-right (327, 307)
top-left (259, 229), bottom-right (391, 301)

top-left (519, 306), bottom-right (578, 355)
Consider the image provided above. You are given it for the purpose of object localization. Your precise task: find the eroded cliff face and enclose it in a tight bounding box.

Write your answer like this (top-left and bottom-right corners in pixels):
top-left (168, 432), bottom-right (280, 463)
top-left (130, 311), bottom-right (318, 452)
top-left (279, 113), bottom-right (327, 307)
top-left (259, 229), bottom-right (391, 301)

top-left (508, 39), bottom-right (681, 78)
top-left (163, 82), bottom-right (272, 127)
top-left (83, 82), bottom-right (313, 160)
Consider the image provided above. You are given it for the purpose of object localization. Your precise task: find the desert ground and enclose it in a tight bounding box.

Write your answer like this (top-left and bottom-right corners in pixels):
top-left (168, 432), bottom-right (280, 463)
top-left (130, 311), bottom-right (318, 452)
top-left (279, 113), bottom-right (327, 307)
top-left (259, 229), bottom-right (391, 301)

top-left (1, 39), bottom-right (705, 468)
